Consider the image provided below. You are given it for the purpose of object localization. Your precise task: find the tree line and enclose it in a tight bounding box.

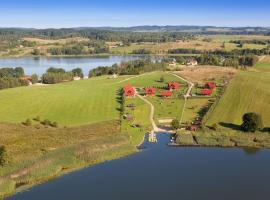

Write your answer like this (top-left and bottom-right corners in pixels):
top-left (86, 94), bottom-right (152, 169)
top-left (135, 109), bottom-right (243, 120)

top-left (89, 59), bottom-right (166, 77)
top-left (168, 48), bottom-right (270, 56)
top-left (41, 67), bottom-right (84, 84)
top-left (0, 67), bottom-right (38, 90)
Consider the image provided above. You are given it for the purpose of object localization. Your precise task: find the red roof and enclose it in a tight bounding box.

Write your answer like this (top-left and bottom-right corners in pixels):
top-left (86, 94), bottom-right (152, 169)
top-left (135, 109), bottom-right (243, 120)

top-left (201, 89), bottom-right (213, 96)
top-left (145, 87), bottom-right (156, 96)
top-left (205, 82), bottom-right (216, 89)
top-left (168, 82), bottom-right (180, 90)
top-left (161, 90), bottom-right (173, 97)
top-left (124, 84), bottom-right (135, 97)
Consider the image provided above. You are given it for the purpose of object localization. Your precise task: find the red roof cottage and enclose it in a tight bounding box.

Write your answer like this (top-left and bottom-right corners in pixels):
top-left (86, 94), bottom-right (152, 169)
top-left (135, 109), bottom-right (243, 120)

top-left (124, 84), bottom-right (135, 97)
top-left (205, 82), bottom-right (216, 90)
top-left (145, 87), bottom-right (156, 96)
top-left (201, 89), bottom-right (213, 96)
top-left (161, 90), bottom-right (173, 98)
top-left (168, 82), bottom-right (180, 90)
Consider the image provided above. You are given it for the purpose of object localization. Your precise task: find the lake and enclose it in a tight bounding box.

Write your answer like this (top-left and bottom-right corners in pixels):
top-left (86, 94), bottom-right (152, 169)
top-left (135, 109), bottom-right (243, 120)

top-left (0, 56), bottom-right (142, 76)
top-left (7, 134), bottom-right (270, 200)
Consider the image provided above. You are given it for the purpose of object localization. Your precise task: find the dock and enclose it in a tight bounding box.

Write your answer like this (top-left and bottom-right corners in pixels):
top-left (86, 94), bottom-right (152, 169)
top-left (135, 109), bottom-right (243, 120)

top-left (148, 131), bottom-right (158, 143)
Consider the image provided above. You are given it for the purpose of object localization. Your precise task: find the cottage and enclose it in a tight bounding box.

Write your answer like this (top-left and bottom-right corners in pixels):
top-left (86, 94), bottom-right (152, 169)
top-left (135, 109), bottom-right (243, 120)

top-left (201, 89), bottom-right (213, 96)
top-left (20, 76), bottom-right (33, 85)
top-left (205, 82), bottom-right (216, 89)
top-left (186, 59), bottom-right (198, 66)
top-left (168, 82), bottom-right (180, 90)
top-left (161, 91), bottom-right (173, 98)
top-left (145, 87), bottom-right (156, 96)
top-left (73, 76), bottom-right (81, 81)
top-left (124, 84), bottom-right (135, 97)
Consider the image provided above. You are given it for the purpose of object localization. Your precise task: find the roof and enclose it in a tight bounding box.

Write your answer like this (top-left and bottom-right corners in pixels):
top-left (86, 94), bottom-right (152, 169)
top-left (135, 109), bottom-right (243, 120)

top-left (124, 84), bottom-right (135, 96)
top-left (168, 82), bottom-right (180, 89)
top-left (201, 89), bottom-right (213, 95)
top-left (161, 90), bottom-right (173, 97)
top-left (145, 87), bottom-right (156, 94)
top-left (205, 82), bottom-right (216, 89)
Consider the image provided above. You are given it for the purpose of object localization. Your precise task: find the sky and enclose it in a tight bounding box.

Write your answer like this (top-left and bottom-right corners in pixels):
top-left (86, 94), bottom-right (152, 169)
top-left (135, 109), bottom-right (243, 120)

top-left (0, 0), bottom-right (270, 28)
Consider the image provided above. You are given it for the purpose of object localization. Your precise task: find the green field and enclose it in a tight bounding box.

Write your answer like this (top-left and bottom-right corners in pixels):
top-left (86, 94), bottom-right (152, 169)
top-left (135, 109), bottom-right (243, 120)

top-left (206, 56), bottom-right (270, 128)
top-left (0, 76), bottom-right (122, 126)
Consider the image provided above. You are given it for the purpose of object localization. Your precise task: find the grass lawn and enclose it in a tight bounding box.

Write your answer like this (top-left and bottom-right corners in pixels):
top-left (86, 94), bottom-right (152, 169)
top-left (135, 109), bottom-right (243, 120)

top-left (121, 97), bottom-right (151, 146)
top-left (147, 97), bottom-right (185, 124)
top-left (0, 76), bottom-right (122, 126)
top-left (206, 56), bottom-right (270, 128)
top-left (182, 98), bottom-right (211, 124)
top-left (126, 71), bottom-right (186, 88)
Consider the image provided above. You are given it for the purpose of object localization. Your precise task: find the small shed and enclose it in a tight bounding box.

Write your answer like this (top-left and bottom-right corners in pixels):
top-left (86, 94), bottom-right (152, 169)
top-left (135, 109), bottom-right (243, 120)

top-left (145, 87), bottom-right (156, 96)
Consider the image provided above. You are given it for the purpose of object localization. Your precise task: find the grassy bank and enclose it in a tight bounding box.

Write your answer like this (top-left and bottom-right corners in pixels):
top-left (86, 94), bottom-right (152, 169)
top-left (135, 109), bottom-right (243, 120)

top-left (0, 121), bottom-right (137, 198)
top-left (177, 128), bottom-right (270, 148)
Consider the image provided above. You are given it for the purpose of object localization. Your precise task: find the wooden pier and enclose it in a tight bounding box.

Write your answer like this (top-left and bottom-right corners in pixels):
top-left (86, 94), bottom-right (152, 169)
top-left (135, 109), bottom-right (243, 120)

top-left (148, 131), bottom-right (158, 143)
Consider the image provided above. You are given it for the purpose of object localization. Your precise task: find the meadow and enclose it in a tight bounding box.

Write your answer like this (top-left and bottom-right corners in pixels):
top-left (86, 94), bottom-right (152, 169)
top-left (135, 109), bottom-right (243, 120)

top-left (0, 76), bottom-right (122, 126)
top-left (206, 56), bottom-right (270, 128)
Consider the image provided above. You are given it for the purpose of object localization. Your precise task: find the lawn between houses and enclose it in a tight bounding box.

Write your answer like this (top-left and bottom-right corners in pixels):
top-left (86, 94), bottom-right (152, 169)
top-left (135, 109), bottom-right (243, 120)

top-left (177, 56), bottom-right (270, 147)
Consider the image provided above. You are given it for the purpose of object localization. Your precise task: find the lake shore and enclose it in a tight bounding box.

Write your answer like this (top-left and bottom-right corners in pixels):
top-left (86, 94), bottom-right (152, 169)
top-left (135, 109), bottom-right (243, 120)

top-left (176, 129), bottom-right (270, 149)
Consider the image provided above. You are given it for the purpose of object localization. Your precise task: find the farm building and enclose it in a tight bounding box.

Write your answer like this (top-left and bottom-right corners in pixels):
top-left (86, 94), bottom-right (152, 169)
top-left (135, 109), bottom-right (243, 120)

top-left (186, 59), bottom-right (198, 66)
top-left (145, 87), bottom-right (156, 96)
top-left (168, 82), bottom-right (180, 90)
top-left (161, 91), bottom-right (173, 98)
top-left (20, 76), bottom-right (33, 85)
top-left (124, 84), bottom-right (135, 97)
top-left (205, 82), bottom-right (216, 89)
top-left (201, 89), bottom-right (213, 96)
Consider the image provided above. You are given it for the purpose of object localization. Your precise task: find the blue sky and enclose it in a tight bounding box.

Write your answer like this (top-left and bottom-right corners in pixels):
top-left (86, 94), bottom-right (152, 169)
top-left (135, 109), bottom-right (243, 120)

top-left (0, 0), bottom-right (269, 28)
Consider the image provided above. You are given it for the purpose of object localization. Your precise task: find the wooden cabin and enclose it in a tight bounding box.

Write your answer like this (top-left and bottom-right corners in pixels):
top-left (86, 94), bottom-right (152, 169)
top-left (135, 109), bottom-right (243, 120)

top-left (168, 82), bottom-right (180, 90)
top-left (205, 82), bottom-right (216, 90)
top-left (124, 84), bottom-right (135, 97)
top-left (145, 87), bottom-right (156, 96)
top-left (161, 90), bottom-right (173, 98)
top-left (201, 89), bottom-right (213, 96)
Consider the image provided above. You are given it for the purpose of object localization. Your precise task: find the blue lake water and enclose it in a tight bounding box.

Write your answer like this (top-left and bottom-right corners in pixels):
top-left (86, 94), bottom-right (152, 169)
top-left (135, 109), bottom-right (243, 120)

top-left (7, 134), bottom-right (270, 200)
top-left (0, 56), bottom-right (142, 76)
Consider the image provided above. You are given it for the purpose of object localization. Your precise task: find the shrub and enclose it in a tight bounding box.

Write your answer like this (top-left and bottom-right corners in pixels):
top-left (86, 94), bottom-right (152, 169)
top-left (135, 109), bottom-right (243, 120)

top-left (51, 122), bottom-right (58, 128)
top-left (160, 75), bottom-right (164, 83)
top-left (41, 119), bottom-right (51, 126)
top-left (241, 113), bottom-right (264, 132)
top-left (33, 116), bottom-right (40, 121)
top-left (23, 118), bottom-right (32, 126)
top-left (0, 146), bottom-right (7, 166)
top-left (171, 119), bottom-right (180, 130)
top-left (211, 123), bottom-right (218, 131)
top-left (31, 74), bottom-right (39, 84)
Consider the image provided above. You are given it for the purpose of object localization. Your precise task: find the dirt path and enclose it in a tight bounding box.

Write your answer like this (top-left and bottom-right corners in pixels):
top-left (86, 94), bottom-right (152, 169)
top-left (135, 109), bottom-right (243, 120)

top-left (136, 90), bottom-right (173, 133)
top-left (259, 55), bottom-right (266, 62)
top-left (169, 72), bottom-right (195, 124)
top-left (136, 92), bottom-right (159, 132)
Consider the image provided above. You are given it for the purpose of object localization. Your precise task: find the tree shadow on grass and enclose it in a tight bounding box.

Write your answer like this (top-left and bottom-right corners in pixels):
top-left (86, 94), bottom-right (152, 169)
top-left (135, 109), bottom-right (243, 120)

top-left (262, 127), bottom-right (270, 133)
top-left (219, 122), bottom-right (241, 131)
